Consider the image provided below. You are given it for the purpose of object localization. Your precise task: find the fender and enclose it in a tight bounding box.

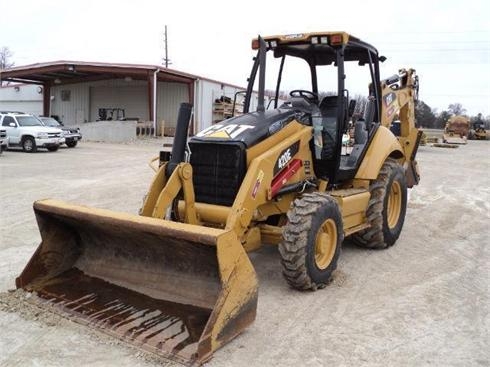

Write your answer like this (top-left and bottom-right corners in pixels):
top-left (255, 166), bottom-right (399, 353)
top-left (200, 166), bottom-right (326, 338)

top-left (355, 126), bottom-right (404, 180)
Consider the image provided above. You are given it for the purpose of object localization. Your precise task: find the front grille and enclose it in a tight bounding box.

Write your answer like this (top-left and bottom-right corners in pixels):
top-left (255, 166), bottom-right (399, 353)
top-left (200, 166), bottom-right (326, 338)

top-left (48, 133), bottom-right (61, 138)
top-left (189, 142), bottom-right (246, 206)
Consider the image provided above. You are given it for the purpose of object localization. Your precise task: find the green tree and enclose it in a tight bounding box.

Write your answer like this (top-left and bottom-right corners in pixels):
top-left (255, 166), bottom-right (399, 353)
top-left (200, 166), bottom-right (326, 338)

top-left (435, 110), bottom-right (451, 129)
top-left (415, 100), bottom-right (436, 128)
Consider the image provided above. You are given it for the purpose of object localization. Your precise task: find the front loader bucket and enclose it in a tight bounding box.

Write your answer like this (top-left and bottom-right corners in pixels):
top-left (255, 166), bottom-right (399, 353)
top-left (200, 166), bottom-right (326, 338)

top-left (443, 134), bottom-right (467, 145)
top-left (16, 199), bottom-right (258, 365)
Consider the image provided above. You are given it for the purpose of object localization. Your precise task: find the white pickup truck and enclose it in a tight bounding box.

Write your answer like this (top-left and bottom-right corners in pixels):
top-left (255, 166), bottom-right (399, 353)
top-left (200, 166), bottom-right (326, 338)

top-left (0, 112), bottom-right (64, 152)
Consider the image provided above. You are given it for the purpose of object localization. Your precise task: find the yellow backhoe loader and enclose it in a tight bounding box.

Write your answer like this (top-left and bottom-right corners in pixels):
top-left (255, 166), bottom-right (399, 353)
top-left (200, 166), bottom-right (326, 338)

top-left (443, 115), bottom-right (469, 144)
top-left (468, 120), bottom-right (487, 140)
top-left (16, 32), bottom-right (421, 365)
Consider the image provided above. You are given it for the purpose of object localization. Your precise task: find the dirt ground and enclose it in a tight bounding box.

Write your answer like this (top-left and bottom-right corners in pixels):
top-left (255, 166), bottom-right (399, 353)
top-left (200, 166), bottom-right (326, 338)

top-left (0, 138), bottom-right (488, 367)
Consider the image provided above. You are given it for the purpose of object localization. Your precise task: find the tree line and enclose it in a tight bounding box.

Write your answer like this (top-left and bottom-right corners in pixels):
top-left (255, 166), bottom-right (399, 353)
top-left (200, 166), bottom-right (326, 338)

top-left (415, 100), bottom-right (490, 130)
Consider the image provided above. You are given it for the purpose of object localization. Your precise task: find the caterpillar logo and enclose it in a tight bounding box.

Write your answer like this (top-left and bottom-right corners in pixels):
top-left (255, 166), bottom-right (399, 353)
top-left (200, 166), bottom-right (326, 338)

top-left (196, 124), bottom-right (254, 139)
top-left (274, 141), bottom-right (300, 175)
top-left (384, 92), bottom-right (396, 107)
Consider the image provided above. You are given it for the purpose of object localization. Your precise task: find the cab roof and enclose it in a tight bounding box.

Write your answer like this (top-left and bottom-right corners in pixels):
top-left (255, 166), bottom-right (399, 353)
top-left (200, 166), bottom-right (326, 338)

top-left (252, 31), bottom-right (382, 65)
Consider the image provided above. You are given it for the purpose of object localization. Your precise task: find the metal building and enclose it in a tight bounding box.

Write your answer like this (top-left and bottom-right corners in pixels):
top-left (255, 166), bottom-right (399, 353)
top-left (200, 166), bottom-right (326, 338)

top-left (0, 61), bottom-right (256, 137)
top-left (0, 84), bottom-right (43, 115)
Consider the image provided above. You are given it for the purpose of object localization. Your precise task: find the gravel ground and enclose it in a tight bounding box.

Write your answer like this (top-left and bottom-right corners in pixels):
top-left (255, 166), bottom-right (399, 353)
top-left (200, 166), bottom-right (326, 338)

top-left (0, 138), bottom-right (488, 367)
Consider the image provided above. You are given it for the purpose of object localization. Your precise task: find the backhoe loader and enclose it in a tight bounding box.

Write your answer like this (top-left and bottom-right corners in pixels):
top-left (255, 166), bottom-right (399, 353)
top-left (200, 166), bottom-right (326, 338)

top-left (16, 32), bottom-right (421, 365)
top-left (443, 115), bottom-right (469, 144)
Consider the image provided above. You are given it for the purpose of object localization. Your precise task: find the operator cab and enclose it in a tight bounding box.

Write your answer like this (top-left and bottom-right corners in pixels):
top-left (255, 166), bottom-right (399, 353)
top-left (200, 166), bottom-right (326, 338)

top-left (245, 32), bottom-right (384, 185)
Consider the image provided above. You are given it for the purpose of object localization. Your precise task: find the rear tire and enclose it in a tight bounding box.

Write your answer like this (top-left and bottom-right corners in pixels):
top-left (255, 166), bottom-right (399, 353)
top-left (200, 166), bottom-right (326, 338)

top-left (22, 137), bottom-right (37, 153)
top-left (66, 141), bottom-right (77, 148)
top-left (351, 158), bottom-right (407, 249)
top-left (279, 192), bottom-right (343, 290)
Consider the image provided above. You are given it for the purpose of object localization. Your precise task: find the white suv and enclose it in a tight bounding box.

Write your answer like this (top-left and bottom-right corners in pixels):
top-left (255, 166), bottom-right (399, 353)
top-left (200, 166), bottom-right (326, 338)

top-left (0, 113), bottom-right (65, 152)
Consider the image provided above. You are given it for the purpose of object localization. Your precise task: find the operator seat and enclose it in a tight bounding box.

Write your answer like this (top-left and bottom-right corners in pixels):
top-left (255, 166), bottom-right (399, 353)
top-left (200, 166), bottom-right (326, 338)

top-left (318, 96), bottom-right (346, 160)
top-left (312, 96), bottom-right (344, 180)
top-left (336, 98), bottom-right (377, 181)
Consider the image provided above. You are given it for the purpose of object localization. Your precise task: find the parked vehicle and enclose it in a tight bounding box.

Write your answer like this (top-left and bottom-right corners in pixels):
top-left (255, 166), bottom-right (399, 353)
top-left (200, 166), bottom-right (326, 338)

top-left (39, 116), bottom-right (82, 148)
top-left (0, 112), bottom-right (64, 152)
top-left (443, 115), bottom-right (469, 144)
top-left (0, 127), bottom-right (8, 154)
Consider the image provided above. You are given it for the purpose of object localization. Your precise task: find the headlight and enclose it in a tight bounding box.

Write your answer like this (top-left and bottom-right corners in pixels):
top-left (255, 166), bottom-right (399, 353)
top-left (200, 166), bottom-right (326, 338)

top-left (37, 132), bottom-right (48, 138)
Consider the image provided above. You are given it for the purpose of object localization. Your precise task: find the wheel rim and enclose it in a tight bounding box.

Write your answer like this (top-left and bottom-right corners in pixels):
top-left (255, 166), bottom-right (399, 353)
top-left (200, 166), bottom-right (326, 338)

top-left (314, 218), bottom-right (337, 270)
top-left (24, 139), bottom-right (33, 151)
top-left (387, 181), bottom-right (402, 229)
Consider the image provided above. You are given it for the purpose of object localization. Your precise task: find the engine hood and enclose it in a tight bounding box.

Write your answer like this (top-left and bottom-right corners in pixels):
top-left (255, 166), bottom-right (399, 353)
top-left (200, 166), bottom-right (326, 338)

top-left (191, 109), bottom-right (297, 147)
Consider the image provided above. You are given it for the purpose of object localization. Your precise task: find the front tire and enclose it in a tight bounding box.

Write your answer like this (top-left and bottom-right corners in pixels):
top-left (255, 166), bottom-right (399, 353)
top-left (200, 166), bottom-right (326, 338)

top-left (66, 141), bottom-right (78, 148)
top-left (22, 137), bottom-right (37, 153)
top-left (351, 158), bottom-right (407, 249)
top-left (279, 193), bottom-right (343, 290)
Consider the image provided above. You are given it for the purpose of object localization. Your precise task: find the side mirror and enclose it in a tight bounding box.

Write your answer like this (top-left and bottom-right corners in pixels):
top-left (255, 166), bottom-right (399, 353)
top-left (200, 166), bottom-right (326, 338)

top-left (9, 122), bottom-right (16, 128)
top-left (348, 99), bottom-right (357, 117)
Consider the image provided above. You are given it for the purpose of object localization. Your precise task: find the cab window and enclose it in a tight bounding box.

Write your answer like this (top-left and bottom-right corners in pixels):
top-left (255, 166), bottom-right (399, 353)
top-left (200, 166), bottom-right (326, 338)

top-left (2, 116), bottom-right (16, 126)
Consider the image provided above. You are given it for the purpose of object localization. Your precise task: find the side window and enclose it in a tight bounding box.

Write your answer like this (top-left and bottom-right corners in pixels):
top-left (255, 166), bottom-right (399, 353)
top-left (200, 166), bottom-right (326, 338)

top-left (2, 116), bottom-right (16, 126)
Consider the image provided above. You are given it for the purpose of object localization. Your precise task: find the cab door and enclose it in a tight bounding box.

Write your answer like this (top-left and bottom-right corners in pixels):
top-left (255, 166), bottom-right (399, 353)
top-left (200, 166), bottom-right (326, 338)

top-left (2, 116), bottom-right (21, 144)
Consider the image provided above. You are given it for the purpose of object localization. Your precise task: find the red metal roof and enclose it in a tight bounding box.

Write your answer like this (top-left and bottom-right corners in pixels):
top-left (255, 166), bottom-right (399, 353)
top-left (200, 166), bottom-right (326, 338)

top-left (0, 60), bottom-right (199, 85)
top-left (0, 60), bottom-right (249, 90)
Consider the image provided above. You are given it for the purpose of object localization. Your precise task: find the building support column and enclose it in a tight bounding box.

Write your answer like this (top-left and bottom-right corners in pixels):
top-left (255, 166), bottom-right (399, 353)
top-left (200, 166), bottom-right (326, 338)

top-left (43, 83), bottom-right (51, 117)
top-left (188, 81), bottom-right (194, 135)
top-left (148, 72), bottom-right (154, 122)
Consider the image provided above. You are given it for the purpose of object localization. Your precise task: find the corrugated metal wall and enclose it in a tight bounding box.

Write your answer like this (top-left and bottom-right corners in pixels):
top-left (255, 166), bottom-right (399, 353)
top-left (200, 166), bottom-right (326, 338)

top-left (89, 84), bottom-right (148, 122)
top-left (51, 83), bottom-right (90, 125)
top-left (8, 77), bottom-right (260, 133)
top-left (156, 82), bottom-right (188, 130)
top-left (51, 79), bottom-right (188, 128)
top-left (0, 101), bottom-right (42, 115)
top-left (195, 79), bottom-right (255, 133)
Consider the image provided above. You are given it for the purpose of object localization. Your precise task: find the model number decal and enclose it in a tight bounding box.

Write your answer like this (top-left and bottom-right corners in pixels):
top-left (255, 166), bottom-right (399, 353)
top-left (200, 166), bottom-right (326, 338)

top-left (278, 149), bottom-right (292, 170)
top-left (274, 141), bottom-right (300, 175)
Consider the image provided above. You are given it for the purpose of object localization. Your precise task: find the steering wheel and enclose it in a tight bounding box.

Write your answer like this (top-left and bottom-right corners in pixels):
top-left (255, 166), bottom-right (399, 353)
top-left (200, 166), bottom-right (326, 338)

top-left (289, 89), bottom-right (319, 103)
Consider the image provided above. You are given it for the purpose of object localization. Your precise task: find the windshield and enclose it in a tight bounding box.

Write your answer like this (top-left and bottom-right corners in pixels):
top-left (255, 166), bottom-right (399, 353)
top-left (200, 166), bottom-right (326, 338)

top-left (17, 116), bottom-right (44, 127)
top-left (39, 117), bottom-right (61, 127)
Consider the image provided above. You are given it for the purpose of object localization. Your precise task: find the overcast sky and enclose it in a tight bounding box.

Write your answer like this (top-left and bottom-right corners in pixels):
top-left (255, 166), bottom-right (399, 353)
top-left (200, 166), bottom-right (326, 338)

top-left (2, 0), bottom-right (489, 115)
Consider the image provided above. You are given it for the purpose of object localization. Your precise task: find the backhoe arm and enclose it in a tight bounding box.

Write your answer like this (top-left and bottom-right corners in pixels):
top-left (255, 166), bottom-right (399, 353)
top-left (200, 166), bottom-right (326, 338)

top-left (379, 68), bottom-right (421, 187)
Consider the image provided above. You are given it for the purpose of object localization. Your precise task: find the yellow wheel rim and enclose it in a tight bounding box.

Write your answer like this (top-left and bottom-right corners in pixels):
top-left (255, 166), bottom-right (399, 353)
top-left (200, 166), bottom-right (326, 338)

top-left (387, 181), bottom-right (402, 229)
top-left (314, 218), bottom-right (337, 270)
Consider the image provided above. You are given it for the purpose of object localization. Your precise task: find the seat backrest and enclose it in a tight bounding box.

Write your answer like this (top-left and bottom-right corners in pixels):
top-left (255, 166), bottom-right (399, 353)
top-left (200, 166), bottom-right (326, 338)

top-left (363, 99), bottom-right (376, 129)
top-left (354, 120), bottom-right (368, 144)
top-left (319, 96), bottom-right (339, 118)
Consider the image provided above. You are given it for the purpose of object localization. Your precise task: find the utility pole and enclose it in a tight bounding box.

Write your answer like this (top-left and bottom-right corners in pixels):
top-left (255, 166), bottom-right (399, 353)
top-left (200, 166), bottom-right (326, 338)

top-left (162, 25), bottom-right (172, 68)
